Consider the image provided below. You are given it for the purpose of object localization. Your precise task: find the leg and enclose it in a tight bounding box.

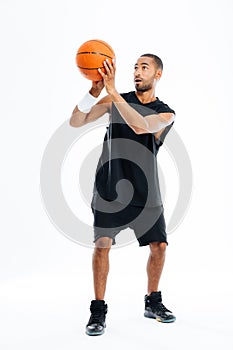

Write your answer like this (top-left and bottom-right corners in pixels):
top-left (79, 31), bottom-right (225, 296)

top-left (147, 242), bottom-right (167, 294)
top-left (92, 237), bottom-right (112, 300)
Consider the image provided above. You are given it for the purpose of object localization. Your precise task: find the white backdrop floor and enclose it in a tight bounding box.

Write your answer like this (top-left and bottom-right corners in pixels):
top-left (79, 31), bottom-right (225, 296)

top-left (1, 271), bottom-right (232, 350)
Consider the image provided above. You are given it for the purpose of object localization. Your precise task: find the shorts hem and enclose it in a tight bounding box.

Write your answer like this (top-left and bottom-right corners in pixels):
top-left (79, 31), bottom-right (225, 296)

top-left (138, 240), bottom-right (168, 247)
top-left (93, 235), bottom-right (117, 245)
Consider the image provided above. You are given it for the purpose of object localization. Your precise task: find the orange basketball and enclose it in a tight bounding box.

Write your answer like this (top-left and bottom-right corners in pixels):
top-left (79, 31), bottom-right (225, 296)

top-left (76, 39), bottom-right (115, 81)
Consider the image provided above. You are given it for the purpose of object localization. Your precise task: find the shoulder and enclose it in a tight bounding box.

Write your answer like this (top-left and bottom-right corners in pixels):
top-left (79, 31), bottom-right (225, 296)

top-left (120, 91), bottom-right (136, 102)
top-left (155, 98), bottom-right (176, 115)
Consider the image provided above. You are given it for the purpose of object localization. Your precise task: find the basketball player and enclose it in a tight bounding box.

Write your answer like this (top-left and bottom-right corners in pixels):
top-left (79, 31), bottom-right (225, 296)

top-left (70, 54), bottom-right (176, 336)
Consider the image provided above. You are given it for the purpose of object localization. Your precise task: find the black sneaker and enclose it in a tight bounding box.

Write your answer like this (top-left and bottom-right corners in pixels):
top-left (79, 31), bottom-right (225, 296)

top-left (144, 291), bottom-right (176, 323)
top-left (86, 300), bottom-right (108, 336)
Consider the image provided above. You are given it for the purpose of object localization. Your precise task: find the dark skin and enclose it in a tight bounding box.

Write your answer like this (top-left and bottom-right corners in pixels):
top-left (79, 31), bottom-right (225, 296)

top-left (91, 58), bottom-right (168, 299)
top-left (70, 57), bottom-right (172, 299)
top-left (70, 57), bottom-right (174, 134)
top-left (93, 237), bottom-right (167, 299)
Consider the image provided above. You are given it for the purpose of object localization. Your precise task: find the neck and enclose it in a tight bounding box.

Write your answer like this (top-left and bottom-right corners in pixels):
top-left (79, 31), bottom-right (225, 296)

top-left (135, 90), bottom-right (157, 104)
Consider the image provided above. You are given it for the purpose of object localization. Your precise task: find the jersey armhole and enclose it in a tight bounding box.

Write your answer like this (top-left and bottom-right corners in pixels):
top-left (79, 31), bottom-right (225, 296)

top-left (153, 122), bottom-right (174, 146)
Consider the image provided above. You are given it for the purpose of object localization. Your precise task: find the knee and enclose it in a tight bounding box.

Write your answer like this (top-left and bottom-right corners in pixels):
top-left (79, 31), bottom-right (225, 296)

top-left (149, 242), bottom-right (167, 256)
top-left (95, 237), bottom-right (112, 251)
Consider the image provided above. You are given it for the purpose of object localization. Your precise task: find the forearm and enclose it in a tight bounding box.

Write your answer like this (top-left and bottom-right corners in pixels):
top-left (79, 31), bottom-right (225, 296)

top-left (69, 106), bottom-right (87, 127)
top-left (97, 60), bottom-right (174, 134)
top-left (70, 95), bottom-right (111, 128)
top-left (109, 90), bottom-right (173, 134)
top-left (69, 80), bottom-right (106, 128)
top-left (109, 90), bottom-right (149, 131)
top-left (69, 88), bottom-right (99, 128)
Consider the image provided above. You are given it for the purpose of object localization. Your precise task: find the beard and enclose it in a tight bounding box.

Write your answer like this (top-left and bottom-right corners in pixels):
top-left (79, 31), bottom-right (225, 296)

top-left (135, 81), bottom-right (153, 92)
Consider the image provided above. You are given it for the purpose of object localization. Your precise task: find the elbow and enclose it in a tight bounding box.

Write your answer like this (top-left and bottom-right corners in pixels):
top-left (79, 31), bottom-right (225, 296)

top-left (69, 114), bottom-right (84, 128)
top-left (69, 110), bottom-right (77, 127)
top-left (167, 113), bottom-right (175, 124)
top-left (170, 113), bottom-right (175, 123)
top-left (69, 118), bottom-right (76, 128)
top-left (69, 107), bottom-right (85, 128)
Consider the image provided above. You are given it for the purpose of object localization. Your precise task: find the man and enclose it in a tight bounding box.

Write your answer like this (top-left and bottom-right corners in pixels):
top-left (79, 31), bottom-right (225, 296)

top-left (70, 54), bottom-right (176, 336)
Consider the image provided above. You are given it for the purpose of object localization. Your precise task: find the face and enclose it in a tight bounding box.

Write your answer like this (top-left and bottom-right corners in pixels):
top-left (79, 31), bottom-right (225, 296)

top-left (134, 56), bottom-right (162, 92)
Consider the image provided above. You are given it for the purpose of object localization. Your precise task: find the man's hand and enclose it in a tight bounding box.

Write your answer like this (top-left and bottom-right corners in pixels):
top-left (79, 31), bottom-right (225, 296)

top-left (89, 80), bottom-right (104, 98)
top-left (98, 59), bottom-right (117, 96)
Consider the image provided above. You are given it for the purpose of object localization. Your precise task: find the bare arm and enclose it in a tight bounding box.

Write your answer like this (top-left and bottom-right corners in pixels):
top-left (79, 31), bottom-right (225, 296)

top-left (69, 96), bottom-right (111, 127)
top-left (98, 59), bottom-right (175, 134)
top-left (108, 98), bottom-right (175, 134)
top-left (130, 112), bottom-right (175, 134)
top-left (69, 82), bottom-right (112, 128)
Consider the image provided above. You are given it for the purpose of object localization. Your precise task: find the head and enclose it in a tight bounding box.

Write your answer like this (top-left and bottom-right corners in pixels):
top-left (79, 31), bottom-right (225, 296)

top-left (134, 54), bottom-right (163, 92)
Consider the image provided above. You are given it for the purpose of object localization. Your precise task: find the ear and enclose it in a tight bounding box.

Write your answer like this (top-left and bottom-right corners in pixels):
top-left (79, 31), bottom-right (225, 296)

top-left (155, 69), bottom-right (162, 81)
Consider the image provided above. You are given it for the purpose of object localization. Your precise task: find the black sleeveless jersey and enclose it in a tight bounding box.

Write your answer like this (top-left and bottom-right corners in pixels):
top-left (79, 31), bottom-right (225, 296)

top-left (92, 91), bottom-right (175, 207)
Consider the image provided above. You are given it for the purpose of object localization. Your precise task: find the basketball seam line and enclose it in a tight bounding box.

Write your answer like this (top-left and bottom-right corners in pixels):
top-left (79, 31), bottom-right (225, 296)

top-left (77, 66), bottom-right (104, 70)
top-left (91, 40), bottom-right (114, 54)
top-left (76, 51), bottom-right (113, 59)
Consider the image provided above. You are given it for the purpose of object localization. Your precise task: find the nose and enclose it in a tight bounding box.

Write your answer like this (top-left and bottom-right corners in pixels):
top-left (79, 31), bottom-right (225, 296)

top-left (134, 69), bottom-right (141, 78)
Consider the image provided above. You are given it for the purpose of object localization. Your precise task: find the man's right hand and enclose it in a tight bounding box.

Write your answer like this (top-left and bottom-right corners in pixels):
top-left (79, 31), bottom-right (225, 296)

top-left (89, 80), bottom-right (104, 98)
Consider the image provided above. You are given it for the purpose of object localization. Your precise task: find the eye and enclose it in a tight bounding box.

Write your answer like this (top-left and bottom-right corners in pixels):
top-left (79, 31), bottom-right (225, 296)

top-left (142, 65), bottom-right (148, 70)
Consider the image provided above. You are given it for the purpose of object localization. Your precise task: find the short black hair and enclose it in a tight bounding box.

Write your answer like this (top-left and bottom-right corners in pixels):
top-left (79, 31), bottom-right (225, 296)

top-left (140, 53), bottom-right (163, 71)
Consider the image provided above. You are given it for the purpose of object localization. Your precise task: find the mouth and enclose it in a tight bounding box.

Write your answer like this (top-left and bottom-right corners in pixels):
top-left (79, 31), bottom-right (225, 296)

top-left (134, 78), bottom-right (142, 83)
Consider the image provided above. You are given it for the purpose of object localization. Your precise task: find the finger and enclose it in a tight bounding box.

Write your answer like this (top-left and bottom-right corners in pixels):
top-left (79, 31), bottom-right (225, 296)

top-left (112, 58), bottom-right (116, 70)
top-left (106, 59), bottom-right (114, 74)
top-left (98, 68), bottom-right (106, 79)
top-left (103, 60), bottom-right (111, 75)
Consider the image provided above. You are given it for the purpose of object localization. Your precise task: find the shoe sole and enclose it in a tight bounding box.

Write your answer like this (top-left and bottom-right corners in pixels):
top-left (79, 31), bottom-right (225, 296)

top-left (144, 310), bottom-right (176, 323)
top-left (85, 329), bottom-right (105, 336)
top-left (85, 324), bottom-right (106, 336)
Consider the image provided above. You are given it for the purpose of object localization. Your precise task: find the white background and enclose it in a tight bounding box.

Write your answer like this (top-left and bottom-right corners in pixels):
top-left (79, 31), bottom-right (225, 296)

top-left (0, 0), bottom-right (233, 349)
